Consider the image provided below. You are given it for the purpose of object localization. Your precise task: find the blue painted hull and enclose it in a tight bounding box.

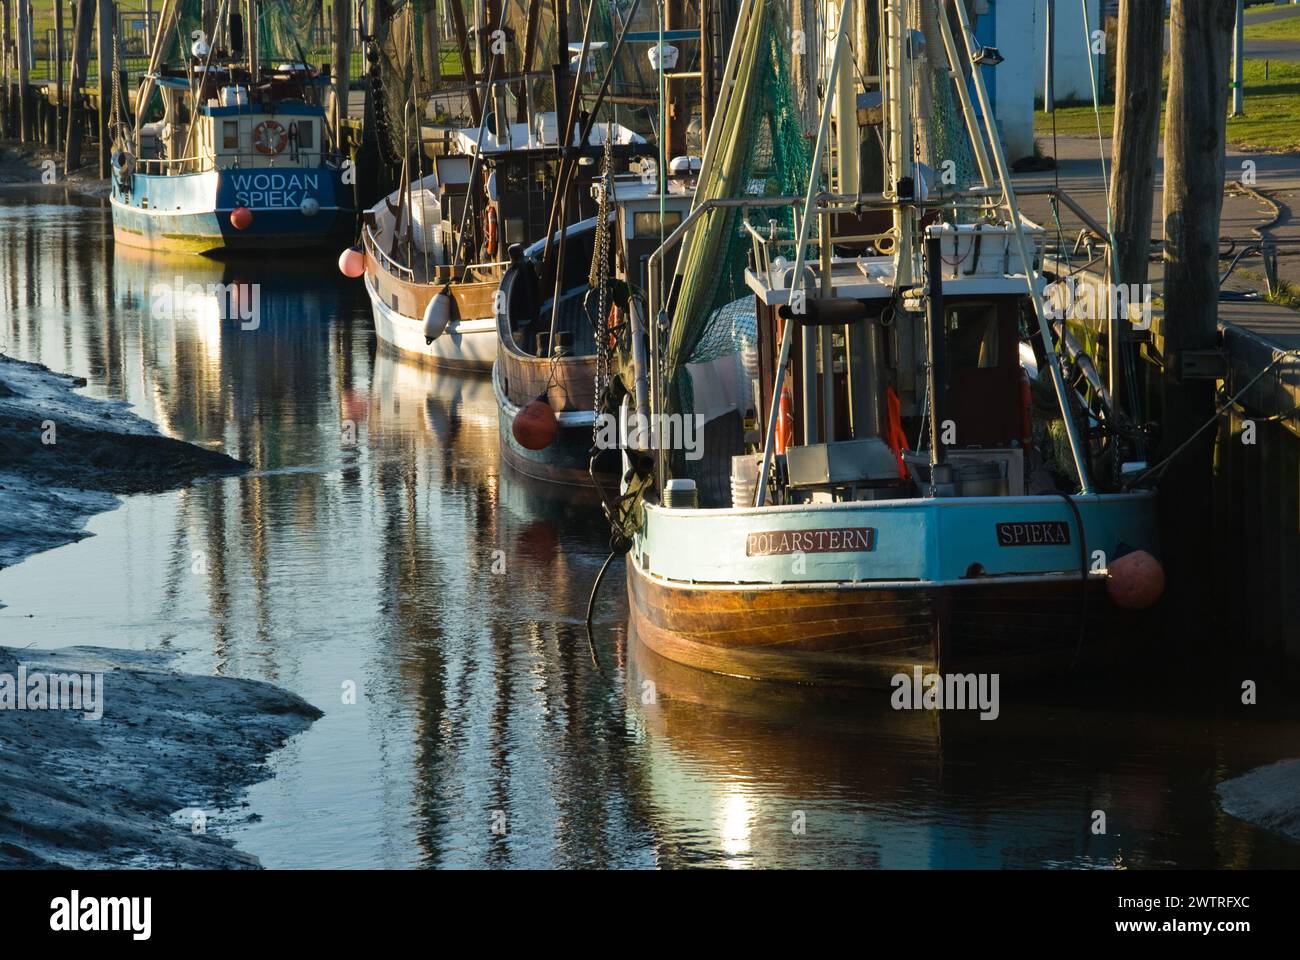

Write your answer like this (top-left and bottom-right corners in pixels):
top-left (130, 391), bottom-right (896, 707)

top-left (111, 167), bottom-right (353, 254)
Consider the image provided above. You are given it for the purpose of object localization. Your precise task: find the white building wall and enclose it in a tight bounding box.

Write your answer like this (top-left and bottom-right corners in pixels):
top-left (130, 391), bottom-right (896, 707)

top-left (977, 0), bottom-right (1102, 160)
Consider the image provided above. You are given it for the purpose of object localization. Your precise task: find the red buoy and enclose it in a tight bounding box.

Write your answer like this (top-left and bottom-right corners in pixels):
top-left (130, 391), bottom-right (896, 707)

top-left (512, 396), bottom-right (558, 451)
top-left (338, 246), bottom-right (366, 279)
top-left (1106, 549), bottom-right (1165, 610)
top-left (230, 205), bottom-right (254, 230)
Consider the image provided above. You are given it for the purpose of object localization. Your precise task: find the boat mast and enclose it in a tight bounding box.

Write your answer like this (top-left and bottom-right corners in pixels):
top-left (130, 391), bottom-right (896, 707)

top-left (753, 0), bottom-right (854, 506)
top-left (246, 0), bottom-right (258, 79)
top-left (883, 0), bottom-right (913, 285)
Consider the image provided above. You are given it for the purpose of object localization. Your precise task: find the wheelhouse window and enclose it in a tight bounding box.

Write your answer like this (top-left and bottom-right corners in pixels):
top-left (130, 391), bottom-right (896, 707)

top-left (633, 209), bottom-right (683, 239)
top-left (294, 120), bottom-right (314, 151)
top-left (222, 121), bottom-right (239, 150)
top-left (946, 303), bottom-right (1000, 369)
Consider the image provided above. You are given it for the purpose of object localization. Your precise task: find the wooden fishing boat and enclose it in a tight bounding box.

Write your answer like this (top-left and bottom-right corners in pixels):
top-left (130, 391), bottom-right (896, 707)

top-left (494, 177), bottom-right (697, 488)
top-left (608, 0), bottom-right (1164, 687)
top-left (111, 3), bottom-right (352, 254)
top-left (355, 0), bottom-right (650, 371)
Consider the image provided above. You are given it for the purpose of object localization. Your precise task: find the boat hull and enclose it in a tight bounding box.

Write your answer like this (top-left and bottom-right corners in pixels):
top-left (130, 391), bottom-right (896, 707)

top-left (492, 359), bottom-right (612, 488)
top-left (629, 563), bottom-right (1128, 686)
top-left (364, 272), bottom-right (497, 372)
top-left (627, 492), bottom-right (1160, 686)
top-left (111, 168), bottom-right (352, 254)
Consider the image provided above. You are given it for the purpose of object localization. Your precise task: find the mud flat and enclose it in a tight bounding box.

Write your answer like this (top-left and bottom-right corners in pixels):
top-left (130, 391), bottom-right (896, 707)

top-left (1217, 760), bottom-right (1300, 842)
top-left (0, 645), bottom-right (322, 867)
top-left (0, 142), bottom-right (109, 197)
top-left (0, 353), bottom-right (245, 579)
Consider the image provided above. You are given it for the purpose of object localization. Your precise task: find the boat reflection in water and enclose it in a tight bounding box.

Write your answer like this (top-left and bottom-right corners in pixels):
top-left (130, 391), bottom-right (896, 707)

top-left (623, 624), bottom-right (1298, 869)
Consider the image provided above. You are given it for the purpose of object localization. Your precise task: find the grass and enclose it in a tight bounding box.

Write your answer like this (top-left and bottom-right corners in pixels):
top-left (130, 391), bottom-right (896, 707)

top-left (1244, 13), bottom-right (1300, 42)
top-left (1264, 279), bottom-right (1300, 310)
top-left (1035, 59), bottom-right (1300, 153)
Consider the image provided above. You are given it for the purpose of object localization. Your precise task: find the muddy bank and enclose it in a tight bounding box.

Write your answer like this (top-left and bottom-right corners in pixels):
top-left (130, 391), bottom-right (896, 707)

top-left (0, 141), bottom-right (109, 197)
top-left (0, 353), bottom-right (246, 576)
top-left (0, 645), bottom-right (322, 867)
top-left (1217, 760), bottom-right (1300, 842)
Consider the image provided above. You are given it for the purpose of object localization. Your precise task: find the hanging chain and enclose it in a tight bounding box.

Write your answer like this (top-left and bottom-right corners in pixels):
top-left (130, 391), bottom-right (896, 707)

top-left (591, 133), bottom-right (615, 443)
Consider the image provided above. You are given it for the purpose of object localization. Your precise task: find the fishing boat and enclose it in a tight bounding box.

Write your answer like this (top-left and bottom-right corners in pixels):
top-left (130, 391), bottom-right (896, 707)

top-left (604, 0), bottom-right (1165, 687)
top-left (353, 0), bottom-right (649, 372)
top-left (492, 0), bottom-right (711, 489)
top-left (494, 172), bottom-right (696, 487)
top-left (110, 0), bottom-right (353, 254)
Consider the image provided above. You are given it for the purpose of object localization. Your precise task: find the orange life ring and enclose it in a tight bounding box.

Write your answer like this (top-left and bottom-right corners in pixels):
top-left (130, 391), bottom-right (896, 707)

top-left (252, 120), bottom-right (288, 155)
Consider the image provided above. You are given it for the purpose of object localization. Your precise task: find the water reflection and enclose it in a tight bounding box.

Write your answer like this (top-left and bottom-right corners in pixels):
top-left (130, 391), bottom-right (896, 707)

top-left (0, 193), bottom-right (1298, 868)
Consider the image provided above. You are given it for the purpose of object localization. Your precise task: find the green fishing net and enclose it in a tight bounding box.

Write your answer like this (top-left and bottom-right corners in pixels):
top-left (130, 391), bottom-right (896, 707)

top-left (663, 0), bottom-right (810, 420)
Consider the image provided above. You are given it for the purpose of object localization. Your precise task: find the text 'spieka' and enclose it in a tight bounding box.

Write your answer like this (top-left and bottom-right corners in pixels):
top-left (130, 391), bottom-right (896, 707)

top-left (995, 521), bottom-right (1071, 547)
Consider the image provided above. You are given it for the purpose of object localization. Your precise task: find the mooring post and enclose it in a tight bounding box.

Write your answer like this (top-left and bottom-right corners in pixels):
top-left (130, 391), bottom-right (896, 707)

top-left (95, 0), bottom-right (111, 177)
top-left (16, 0), bottom-right (30, 142)
top-left (54, 0), bottom-right (64, 149)
top-left (64, 0), bottom-right (93, 172)
top-left (330, 0), bottom-right (351, 158)
top-left (1110, 0), bottom-right (1163, 410)
top-left (1, 0), bottom-right (11, 140)
top-left (1160, 0), bottom-right (1238, 635)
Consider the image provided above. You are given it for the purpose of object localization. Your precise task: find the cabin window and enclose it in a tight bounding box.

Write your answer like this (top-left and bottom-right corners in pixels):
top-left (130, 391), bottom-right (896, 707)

top-left (294, 120), bottom-right (314, 150)
top-left (222, 121), bottom-right (239, 150)
top-left (633, 210), bottom-right (683, 239)
top-left (946, 304), bottom-right (1000, 369)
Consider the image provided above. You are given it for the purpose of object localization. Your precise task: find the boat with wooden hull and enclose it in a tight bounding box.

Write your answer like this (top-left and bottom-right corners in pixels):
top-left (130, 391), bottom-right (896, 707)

top-left (604, 0), bottom-right (1165, 688)
top-left (494, 181), bottom-right (696, 489)
top-left (361, 186), bottom-right (503, 372)
top-left (626, 492), bottom-right (1158, 687)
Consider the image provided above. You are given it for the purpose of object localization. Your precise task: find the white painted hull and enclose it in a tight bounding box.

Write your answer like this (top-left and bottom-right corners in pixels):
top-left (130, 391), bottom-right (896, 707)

top-left (364, 272), bottom-right (498, 371)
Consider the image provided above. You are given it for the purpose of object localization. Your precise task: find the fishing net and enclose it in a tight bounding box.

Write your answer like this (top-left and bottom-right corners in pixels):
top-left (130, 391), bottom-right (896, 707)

top-left (151, 0), bottom-right (318, 66)
top-left (662, 0), bottom-right (811, 419)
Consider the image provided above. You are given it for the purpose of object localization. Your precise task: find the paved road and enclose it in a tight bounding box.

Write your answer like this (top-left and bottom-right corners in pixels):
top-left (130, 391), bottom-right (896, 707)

top-left (1014, 135), bottom-right (1300, 291)
top-left (1246, 39), bottom-right (1300, 61)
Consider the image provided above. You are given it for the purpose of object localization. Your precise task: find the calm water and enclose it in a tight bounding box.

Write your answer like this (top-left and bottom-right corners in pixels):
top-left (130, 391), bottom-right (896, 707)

top-left (2, 190), bottom-right (1299, 869)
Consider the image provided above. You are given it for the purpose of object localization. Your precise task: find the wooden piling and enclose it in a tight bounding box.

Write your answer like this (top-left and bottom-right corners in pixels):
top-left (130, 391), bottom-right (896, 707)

top-left (330, 0), bottom-right (351, 152)
top-left (1, 0), bottom-right (11, 139)
top-left (53, 0), bottom-right (64, 149)
top-left (16, 0), bottom-right (30, 141)
top-left (64, 0), bottom-right (93, 172)
top-left (1110, 0), bottom-right (1162, 292)
top-left (1159, 0), bottom-right (1241, 636)
top-left (95, 0), bottom-right (111, 176)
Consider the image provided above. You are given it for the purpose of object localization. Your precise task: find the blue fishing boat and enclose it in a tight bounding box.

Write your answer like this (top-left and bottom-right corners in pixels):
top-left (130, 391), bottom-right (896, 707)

top-left (110, 1), bottom-right (352, 254)
top-left (600, 0), bottom-right (1165, 687)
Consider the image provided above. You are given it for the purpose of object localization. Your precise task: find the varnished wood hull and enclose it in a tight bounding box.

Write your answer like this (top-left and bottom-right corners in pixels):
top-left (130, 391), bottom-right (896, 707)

top-left (627, 560), bottom-right (1126, 687)
top-left (492, 360), bottom-right (617, 488)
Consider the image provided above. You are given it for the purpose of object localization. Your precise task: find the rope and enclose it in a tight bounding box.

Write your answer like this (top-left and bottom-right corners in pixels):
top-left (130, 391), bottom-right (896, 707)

top-left (1128, 348), bottom-right (1300, 488)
